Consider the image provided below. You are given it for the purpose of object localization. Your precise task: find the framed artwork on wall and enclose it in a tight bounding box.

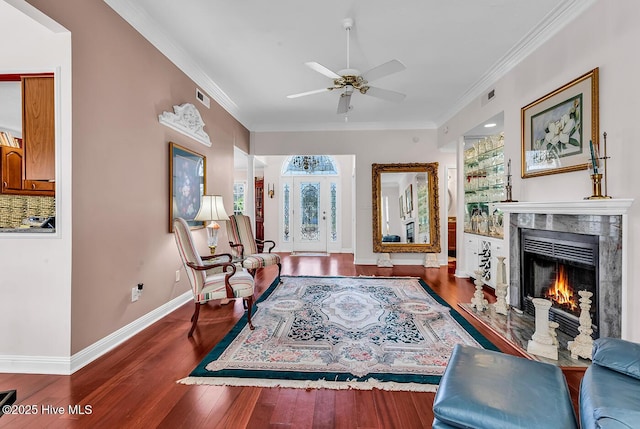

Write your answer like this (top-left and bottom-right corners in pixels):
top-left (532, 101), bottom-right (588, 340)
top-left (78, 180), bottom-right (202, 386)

top-left (405, 184), bottom-right (413, 214)
top-left (521, 67), bottom-right (599, 178)
top-left (169, 142), bottom-right (206, 232)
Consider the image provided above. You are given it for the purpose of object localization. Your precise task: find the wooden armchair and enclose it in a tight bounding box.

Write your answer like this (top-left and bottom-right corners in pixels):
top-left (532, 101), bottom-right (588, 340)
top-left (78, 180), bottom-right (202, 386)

top-left (227, 214), bottom-right (282, 280)
top-left (173, 217), bottom-right (255, 337)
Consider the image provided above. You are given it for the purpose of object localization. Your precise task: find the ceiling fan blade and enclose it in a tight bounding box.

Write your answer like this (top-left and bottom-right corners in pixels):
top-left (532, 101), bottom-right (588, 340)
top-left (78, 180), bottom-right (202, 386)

top-left (362, 59), bottom-right (406, 83)
top-left (337, 93), bottom-right (352, 114)
top-left (364, 86), bottom-right (406, 102)
top-left (287, 88), bottom-right (331, 99)
top-left (305, 62), bottom-right (341, 79)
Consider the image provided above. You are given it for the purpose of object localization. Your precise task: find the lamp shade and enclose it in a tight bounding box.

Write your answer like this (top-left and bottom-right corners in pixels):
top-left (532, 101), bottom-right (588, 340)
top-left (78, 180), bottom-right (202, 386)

top-left (194, 195), bottom-right (230, 221)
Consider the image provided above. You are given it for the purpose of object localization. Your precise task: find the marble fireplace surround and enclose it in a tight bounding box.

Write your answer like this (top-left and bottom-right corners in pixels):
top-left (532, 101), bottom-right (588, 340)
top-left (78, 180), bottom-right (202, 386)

top-left (496, 199), bottom-right (634, 338)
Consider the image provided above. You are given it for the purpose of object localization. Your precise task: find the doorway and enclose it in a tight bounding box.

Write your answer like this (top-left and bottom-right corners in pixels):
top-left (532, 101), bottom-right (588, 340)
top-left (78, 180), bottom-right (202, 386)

top-left (281, 156), bottom-right (340, 255)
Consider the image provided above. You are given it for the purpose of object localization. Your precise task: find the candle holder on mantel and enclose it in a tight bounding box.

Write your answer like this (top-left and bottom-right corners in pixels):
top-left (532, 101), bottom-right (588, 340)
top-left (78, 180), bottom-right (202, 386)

top-left (501, 158), bottom-right (518, 202)
top-left (586, 173), bottom-right (609, 200)
top-left (502, 183), bottom-right (518, 203)
top-left (586, 132), bottom-right (612, 200)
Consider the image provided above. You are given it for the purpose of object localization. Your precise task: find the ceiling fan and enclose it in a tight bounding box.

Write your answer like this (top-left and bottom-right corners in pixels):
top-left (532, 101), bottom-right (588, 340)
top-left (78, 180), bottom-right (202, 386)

top-left (287, 18), bottom-right (407, 115)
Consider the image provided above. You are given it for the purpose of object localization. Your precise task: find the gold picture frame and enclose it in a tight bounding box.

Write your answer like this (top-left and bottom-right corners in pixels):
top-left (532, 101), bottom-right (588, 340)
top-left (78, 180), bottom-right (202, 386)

top-left (521, 68), bottom-right (599, 178)
top-left (169, 142), bottom-right (206, 232)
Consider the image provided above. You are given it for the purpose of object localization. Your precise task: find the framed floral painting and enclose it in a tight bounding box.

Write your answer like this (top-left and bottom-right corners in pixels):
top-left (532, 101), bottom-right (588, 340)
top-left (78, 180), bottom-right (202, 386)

top-left (169, 142), bottom-right (206, 232)
top-left (521, 68), bottom-right (599, 178)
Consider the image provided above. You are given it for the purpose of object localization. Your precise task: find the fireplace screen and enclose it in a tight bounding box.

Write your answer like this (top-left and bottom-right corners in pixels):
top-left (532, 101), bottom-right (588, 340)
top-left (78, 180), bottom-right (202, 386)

top-left (520, 229), bottom-right (599, 338)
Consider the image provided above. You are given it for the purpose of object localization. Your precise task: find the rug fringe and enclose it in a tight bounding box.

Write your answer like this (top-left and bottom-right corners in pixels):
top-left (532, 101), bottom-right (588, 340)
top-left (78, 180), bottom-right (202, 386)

top-left (176, 376), bottom-right (438, 392)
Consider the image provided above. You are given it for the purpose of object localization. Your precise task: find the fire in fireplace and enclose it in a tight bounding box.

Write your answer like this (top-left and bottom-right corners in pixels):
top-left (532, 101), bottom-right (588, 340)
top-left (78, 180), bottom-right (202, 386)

top-left (544, 265), bottom-right (579, 314)
top-left (520, 228), bottom-right (599, 339)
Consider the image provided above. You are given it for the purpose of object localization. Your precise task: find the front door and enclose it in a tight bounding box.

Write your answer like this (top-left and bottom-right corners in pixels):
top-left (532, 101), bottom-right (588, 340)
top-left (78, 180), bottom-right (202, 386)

top-left (292, 177), bottom-right (329, 253)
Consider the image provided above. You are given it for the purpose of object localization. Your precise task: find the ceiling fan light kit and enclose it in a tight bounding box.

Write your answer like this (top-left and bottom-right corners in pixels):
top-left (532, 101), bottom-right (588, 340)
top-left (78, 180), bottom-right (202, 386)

top-left (287, 17), bottom-right (407, 115)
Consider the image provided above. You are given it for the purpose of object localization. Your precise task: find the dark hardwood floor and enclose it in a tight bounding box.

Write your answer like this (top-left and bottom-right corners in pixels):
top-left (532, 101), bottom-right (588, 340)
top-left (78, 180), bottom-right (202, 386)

top-left (0, 254), bottom-right (583, 428)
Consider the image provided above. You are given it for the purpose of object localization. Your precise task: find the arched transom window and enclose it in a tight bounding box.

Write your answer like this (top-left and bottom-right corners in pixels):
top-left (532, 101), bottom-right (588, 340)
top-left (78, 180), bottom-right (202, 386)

top-left (282, 155), bottom-right (338, 175)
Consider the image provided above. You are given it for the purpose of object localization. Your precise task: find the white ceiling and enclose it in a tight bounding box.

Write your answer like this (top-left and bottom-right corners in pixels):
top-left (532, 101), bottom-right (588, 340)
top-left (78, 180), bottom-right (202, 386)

top-left (105, 0), bottom-right (592, 132)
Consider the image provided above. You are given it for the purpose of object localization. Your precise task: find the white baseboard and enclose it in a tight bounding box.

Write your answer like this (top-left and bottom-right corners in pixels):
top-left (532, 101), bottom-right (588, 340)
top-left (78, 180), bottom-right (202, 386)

top-left (354, 258), bottom-right (438, 266)
top-left (69, 291), bottom-right (191, 373)
top-left (455, 269), bottom-right (470, 278)
top-left (0, 355), bottom-right (72, 375)
top-left (0, 291), bottom-right (191, 375)
top-left (354, 258), bottom-right (377, 265)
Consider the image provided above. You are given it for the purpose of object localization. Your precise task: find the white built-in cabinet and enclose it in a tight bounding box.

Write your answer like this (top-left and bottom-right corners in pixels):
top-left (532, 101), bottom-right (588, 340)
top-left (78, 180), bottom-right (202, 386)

top-left (462, 233), bottom-right (506, 289)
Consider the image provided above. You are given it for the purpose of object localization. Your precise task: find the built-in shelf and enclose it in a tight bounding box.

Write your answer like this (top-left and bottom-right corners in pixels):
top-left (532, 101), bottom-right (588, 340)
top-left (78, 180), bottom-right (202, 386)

top-left (463, 133), bottom-right (505, 237)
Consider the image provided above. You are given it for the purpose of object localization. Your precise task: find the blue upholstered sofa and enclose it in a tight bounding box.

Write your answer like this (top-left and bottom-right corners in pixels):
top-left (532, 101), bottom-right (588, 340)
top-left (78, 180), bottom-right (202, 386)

top-left (432, 338), bottom-right (640, 429)
top-left (579, 338), bottom-right (640, 428)
top-left (382, 234), bottom-right (401, 242)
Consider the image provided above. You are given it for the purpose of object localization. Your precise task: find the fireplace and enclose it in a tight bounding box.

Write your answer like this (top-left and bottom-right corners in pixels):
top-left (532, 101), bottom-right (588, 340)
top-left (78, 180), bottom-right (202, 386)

top-left (520, 228), bottom-right (599, 338)
top-left (499, 200), bottom-right (633, 340)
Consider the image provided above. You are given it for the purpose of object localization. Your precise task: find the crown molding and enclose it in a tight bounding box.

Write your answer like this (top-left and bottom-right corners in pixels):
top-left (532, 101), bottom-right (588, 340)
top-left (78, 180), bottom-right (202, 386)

top-left (436, 0), bottom-right (598, 127)
top-left (104, 0), bottom-right (246, 128)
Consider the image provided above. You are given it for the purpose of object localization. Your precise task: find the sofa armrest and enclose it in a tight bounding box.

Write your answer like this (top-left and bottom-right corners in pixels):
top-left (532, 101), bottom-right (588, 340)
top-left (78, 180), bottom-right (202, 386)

top-left (593, 407), bottom-right (640, 429)
top-left (592, 337), bottom-right (640, 380)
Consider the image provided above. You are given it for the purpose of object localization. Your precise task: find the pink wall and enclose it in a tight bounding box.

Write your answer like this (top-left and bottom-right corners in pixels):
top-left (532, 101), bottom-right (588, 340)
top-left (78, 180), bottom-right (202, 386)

top-left (28, 0), bottom-right (249, 353)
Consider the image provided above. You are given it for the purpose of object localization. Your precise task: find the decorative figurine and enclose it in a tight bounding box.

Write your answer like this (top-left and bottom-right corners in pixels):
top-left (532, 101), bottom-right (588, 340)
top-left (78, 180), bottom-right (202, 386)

top-left (568, 290), bottom-right (594, 360)
top-left (527, 298), bottom-right (558, 360)
top-left (470, 270), bottom-right (489, 311)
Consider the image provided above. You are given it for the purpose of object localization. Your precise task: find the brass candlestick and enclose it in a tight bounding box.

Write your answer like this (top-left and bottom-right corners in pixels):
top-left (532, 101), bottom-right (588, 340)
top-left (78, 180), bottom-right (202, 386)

top-left (585, 132), bottom-right (612, 200)
top-left (587, 173), bottom-right (606, 199)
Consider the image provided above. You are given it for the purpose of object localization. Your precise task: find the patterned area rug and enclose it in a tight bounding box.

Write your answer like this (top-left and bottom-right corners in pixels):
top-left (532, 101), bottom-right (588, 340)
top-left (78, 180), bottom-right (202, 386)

top-left (179, 276), bottom-right (498, 391)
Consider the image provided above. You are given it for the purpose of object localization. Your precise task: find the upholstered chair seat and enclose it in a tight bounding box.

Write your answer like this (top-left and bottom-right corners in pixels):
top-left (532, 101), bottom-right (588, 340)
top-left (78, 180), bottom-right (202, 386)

top-left (195, 268), bottom-right (254, 303)
top-left (241, 254), bottom-right (281, 271)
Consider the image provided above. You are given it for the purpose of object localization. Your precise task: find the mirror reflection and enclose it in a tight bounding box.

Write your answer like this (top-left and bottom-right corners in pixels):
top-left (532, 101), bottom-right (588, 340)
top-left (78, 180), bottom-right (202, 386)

top-left (0, 73), bottom-right (56, 232)
top-left (372, 163), bottom-right (440, 253)
top-left (0, 81), bottom-right (21, 139)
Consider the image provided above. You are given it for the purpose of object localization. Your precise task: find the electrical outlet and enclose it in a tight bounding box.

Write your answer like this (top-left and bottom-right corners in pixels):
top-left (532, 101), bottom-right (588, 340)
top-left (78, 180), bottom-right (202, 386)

top-left (131, 287), bottom-right (139, 302)
top-left (175, 270), bottom-right (180, 282)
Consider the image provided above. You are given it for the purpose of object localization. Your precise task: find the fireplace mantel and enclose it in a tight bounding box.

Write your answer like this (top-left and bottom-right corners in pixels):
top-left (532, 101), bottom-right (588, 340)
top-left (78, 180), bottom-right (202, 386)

top-left (502, 198), bottom-right (634, 338)
top-left (496, 199), bottom-right (634, 215)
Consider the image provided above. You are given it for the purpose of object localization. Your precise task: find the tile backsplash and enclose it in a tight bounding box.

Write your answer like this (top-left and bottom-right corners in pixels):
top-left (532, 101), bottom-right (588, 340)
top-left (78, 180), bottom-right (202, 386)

top-left (0, 195), bottom-right (55, 228)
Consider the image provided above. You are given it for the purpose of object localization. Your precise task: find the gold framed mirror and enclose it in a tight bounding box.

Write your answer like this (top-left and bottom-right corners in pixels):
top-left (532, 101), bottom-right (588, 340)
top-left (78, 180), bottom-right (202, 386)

top-left (372, 163), bottom-right (440, 253)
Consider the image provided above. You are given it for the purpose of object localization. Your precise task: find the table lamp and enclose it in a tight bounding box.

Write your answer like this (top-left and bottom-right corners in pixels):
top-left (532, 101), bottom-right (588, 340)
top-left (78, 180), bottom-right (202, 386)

top-left (194, 195), bottom-right (230, 254)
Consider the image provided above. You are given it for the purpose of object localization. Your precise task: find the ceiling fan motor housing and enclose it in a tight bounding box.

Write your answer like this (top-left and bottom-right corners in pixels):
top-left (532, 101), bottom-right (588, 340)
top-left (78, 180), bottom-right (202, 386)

top-left (333, 74), bottom-right (369, 94)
